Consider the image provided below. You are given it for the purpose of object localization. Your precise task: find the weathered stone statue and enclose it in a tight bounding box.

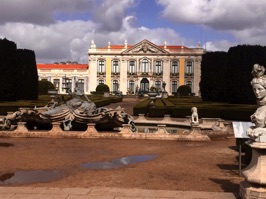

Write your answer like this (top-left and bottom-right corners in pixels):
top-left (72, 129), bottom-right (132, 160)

top-left (2, 86), bottom-right (136, 132)
top-left (247, 64), bottom-right (266, 142)
top-left (240, 64), bottom-right (266, 198)
top-left (191, 107), bottom-right (199, 125)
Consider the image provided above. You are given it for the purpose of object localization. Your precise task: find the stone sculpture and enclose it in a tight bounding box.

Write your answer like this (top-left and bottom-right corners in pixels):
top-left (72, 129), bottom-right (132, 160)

top-left (247, 64), bottom-right (266, 142)
top-left (191, 107), bottom-right (199, 124)
top-left (2, 87), bottom-right (136, 132)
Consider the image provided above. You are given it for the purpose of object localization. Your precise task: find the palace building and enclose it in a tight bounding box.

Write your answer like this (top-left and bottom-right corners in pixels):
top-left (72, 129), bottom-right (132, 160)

top-left (88, 39), bottom-right (205, 96)
top-left (37, 62), bottom-right (89, 94)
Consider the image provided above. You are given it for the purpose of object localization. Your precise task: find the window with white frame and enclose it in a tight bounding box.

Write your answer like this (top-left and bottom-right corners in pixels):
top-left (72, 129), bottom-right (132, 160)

top-left (171, 81), bottom-right (178, 94)
top-left (186, 81), bottom-right (193, 89)
top-left (185, 61), bottom-right (193, 74)
top-left (98, 60), bottom-right (106, 73)
top-left (155, 61), bottom-right (162, 74)
top-left (113, 80), bottom-right (119, 92)
top-left (141, 59), bottom-right (149, 73)
top-left (98, 80), bottom-right (104, 85)
top-left (53, 79), bottom-right (60, 90)
top-left (77, 79), bottom-right (84, 92)
top-left (155, 81), bottom-right (161, 89)
top-left (128, 80), bottom-right (134, 94)
top-left (112, 60), bottom-right (119, 73)
top-left (171, 60), bottom-right (179, 74)
top-left (128, 60), bottom-right (136, 73)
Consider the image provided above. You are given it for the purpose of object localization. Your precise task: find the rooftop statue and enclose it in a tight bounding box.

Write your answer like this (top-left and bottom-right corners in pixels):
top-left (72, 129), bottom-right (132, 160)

top-left (2, 87), bottom-right (136, 132)
top-left (247, 64), bottom-right (266, 142)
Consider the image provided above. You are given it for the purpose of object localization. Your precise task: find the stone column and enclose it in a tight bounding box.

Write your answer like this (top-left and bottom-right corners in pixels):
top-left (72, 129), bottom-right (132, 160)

top-left (240, 141), bottom-right (266, 198)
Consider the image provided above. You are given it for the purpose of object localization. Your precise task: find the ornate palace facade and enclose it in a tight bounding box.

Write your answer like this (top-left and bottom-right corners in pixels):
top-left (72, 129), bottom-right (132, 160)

top-left (37, 62), bottom-right (89, 94)
top-left (88, 39), bottom-right (205, 95)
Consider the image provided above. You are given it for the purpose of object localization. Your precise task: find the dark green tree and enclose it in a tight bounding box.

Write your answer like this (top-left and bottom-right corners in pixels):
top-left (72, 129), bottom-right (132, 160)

top-left (0, 39), bottom-right (17, 101)
top-left (16, 49), bottom-right (38, 100)
top-left (200, 51), bottom-right (228, 102)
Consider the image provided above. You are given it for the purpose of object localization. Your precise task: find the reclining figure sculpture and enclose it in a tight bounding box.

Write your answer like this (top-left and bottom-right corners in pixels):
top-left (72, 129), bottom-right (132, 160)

top-left (2, 87), bottom-right (136, 132)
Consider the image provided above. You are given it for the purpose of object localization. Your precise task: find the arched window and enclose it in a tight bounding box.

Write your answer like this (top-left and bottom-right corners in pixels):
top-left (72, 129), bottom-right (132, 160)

top-left (142, 59), bottom-right (149, 73)
top-left (171, 60), bottom-right (179, 74)
top-left (112, 60), bottom-right (119, 73)
top-left (113, 80), bottom-right (119, 92)
top-left (98, 80), bottom-right (104, 85)
top-left (171, 81), bottom-right (178, 94)
top-left (98, 60), bottom-right (106, 73)
top-left (128, 60), bottom-right (136, 73)
top-left (155, 61), bottom-right (162, 74)
top-left (128, 80), bottom-right (135, 94)
top-left (186, 81), bottom-right (193, 89)
top-left (185, 61), bottom-right (193, 75)
top-left (155, 81), bottom-right (161, 90)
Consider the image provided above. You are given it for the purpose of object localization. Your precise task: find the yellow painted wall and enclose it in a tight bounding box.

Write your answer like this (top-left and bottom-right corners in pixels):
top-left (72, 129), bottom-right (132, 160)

top-left (106, 58), bottom-right (111, 88)
top-left (179, 58), bottom-right (185, 85)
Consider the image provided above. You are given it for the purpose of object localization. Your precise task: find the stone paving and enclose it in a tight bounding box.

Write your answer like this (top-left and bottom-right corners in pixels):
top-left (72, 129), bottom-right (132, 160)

top-left (0, 186), bottom-right (240, 199)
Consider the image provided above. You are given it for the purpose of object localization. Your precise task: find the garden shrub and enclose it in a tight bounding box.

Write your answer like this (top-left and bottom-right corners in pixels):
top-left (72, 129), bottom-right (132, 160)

top-left (177, 85), bottom-right (191, 96)
top-left (133, 99), bottom-right (151, 116)
top-left (96, 84), bottom-right (110, 93)
top-left (38, 80), bottom-right (55, 95)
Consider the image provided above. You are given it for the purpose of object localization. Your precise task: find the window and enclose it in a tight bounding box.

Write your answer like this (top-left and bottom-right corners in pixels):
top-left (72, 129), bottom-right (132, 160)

top-left (53, 79), bottom-right (60, 90)
top-left (98, 60), bottom-right (105, 73)
top-left (171, 61), bottom-right (179, 74)
top-left (155, 61), bottom-right (162, 74)
top-left (141, 59), bottom-right (149, 73)
top-left (186, 81), bottom-right (193, 89)
top-left (155, 81), bottom-right (161, 90)
top-left (112, 60), bottom-right (119, 73)
top-left (99, 80), bottom-right (104, 85)
top-left (128, 61), bottom-right (136, 73)
top-left (186, 61), bottom-right (193, 74)
top-left (128, 80), bottom-right (135, 94)
top-left (76, 79), bottom-right (84, 92)
top-left (171, 81), bottom-right (178, 94)
top-left (63, 78), bottom-right (72, 91)
top-left (113, 80), bottom-right (119, 92)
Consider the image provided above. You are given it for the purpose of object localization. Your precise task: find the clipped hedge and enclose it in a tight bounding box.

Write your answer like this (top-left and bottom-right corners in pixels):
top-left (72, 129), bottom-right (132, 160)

top-left (148, 99), bottom-right (168, 117)
top-left (133, 96), bottom-right (256, 121)
top-left (133, 99), bottom-right (151, 116)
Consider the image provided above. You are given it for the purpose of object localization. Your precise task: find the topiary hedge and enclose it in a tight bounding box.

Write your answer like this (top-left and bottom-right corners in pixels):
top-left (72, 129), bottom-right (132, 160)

top-left (38, 80), bottom-right (55, 95)
top-left (133, 99), bottom-right (151, 116)
top-left (96, 84), bottom-right (110, 93)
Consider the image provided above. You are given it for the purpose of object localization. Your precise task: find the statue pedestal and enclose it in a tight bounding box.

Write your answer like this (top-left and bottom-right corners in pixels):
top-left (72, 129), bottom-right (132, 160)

top-left (82, 123), bottom-right (98, 137)
top-left (240, 141), bottom-right (266, 199)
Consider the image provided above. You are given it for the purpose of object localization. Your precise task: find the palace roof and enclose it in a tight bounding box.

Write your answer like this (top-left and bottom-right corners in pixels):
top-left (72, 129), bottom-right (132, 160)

top-left (37, 63), bottom-right (88, 70)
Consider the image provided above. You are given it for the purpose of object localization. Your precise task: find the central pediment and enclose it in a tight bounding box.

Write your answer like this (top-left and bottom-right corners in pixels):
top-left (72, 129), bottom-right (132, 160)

top-left (122, 39), bottom-right (169, 55)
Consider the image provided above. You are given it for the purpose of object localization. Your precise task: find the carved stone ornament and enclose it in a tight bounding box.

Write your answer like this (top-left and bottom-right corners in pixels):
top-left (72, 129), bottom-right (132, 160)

top-left (247, 64), bottom-right (266, 142)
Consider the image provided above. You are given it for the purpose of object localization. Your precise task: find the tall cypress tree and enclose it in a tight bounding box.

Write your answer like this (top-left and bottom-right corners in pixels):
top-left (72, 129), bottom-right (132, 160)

top-left (0, 39), bottom-right (17, 101)
top-left (16, 49), bottom-right (38, 100)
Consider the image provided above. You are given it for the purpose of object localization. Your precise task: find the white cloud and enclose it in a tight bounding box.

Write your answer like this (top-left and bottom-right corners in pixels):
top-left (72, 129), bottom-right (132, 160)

top-left (0, 0), bottom-right (91, 25)
top-left (157, 0), bottom-right (266, 48)
top-left (205, 40), bottom-right (237, 52)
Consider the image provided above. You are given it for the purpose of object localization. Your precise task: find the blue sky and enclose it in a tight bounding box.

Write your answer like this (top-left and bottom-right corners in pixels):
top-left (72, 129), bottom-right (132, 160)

top-left (0, 0), bottom-right (265, 63)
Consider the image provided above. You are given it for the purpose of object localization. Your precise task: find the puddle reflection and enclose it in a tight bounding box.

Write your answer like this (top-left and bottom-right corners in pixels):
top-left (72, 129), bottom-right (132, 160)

top-left (80, 154), bottom-right (157, 170)
top-left (0, 154), bottom-right (157, 185)
top-left (0, 170), bottom-right (63, 185)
